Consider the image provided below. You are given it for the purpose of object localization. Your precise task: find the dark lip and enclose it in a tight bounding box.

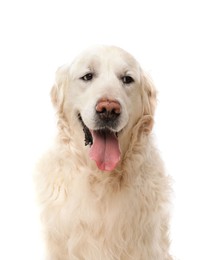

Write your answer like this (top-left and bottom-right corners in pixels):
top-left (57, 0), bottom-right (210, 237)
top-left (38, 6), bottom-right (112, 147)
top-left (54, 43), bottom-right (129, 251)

top-left (78, 114), bottom-right (118, 146)
top-left (78, 114), bottom-right (93, 146)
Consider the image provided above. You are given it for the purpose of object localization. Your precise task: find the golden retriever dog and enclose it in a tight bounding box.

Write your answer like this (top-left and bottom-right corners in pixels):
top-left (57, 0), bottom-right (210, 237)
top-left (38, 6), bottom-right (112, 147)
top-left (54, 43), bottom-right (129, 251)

top-left (36, 45), bottom-right (172, 260)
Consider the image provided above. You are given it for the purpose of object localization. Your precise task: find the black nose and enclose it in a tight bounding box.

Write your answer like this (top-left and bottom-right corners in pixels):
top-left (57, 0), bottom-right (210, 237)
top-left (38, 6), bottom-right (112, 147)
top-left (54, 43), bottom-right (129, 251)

top-left (96, 98), bottom-right (121, 121)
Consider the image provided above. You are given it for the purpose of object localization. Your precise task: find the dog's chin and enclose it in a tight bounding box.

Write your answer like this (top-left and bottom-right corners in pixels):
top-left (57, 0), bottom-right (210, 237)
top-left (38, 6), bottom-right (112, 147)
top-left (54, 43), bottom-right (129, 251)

top-left (78, 114), bottom-right (122, 171)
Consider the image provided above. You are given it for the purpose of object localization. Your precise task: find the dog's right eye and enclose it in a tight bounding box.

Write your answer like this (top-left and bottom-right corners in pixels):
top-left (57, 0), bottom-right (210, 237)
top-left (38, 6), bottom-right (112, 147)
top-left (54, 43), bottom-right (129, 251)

top-left (80, 73), bottom-right (93, 81)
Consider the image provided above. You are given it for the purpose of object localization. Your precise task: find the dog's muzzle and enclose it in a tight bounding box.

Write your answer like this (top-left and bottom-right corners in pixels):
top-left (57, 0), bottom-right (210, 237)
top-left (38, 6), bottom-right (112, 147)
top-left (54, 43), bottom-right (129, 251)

top-left (95, 98), bottom-right (121, 130)
top-left (79, 98), bottom-right (122, 171)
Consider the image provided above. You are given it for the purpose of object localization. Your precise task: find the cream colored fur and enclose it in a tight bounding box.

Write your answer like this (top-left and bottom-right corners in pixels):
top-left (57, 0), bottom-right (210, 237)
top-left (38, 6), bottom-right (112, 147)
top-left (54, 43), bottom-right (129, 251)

top-left (35, 46), bottom-right (172, 260)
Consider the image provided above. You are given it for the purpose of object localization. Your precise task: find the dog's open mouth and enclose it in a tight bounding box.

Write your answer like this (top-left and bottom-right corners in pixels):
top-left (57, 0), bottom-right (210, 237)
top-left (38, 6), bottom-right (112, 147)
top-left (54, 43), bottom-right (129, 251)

top-left (78, 114), bottom-right (121, 171)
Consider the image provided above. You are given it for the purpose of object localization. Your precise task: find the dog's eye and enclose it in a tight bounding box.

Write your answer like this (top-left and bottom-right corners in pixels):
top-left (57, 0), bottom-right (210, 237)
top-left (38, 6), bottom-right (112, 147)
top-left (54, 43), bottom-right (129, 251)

top-left (80, 73), bottom-right (93, 81)
top-left (122, 76), bottom-right (134, 84)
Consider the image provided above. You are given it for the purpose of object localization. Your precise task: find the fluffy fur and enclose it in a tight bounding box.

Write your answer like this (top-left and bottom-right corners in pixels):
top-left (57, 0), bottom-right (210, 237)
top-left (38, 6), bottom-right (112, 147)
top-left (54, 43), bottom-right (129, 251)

top-left (35, 46), bottom-right (172, 260)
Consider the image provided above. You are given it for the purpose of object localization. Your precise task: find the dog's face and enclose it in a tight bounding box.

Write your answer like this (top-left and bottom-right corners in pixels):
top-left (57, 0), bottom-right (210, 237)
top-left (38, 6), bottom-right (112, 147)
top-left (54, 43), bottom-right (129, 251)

top-left (51, 46), bottom-right (156, 171)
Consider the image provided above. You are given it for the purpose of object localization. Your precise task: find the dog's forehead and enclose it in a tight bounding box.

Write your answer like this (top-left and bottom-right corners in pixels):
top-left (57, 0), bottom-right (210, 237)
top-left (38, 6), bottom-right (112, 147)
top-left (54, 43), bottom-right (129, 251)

top-left (72, 46), bottom-right (140, 72)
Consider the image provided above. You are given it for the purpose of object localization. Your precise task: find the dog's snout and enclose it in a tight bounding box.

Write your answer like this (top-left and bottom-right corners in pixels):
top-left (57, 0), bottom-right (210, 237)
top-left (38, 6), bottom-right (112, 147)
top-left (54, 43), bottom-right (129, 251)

top-left (96, 99), bottom-right (121, 114)
top-left (96, 98), bottom-right (121, 121)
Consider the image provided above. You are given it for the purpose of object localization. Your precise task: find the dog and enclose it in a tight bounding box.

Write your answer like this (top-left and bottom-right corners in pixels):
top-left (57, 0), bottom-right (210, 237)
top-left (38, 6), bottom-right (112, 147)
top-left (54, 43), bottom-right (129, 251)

top-left (36, 45), bottom-right (172, 260)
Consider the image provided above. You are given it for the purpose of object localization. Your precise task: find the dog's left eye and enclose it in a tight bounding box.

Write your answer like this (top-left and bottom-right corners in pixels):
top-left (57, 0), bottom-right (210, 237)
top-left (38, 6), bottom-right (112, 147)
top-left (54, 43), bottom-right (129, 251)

top-left (122, 76), bottom-right (134, 84)
top-left (80, 73), bottom-right (93, 81)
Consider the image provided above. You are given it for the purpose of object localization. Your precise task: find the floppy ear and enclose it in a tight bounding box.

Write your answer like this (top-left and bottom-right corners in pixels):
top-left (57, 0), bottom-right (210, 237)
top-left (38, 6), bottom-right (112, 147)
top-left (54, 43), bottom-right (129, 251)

top-left (50, 65), bottom-right (69, 112)
top-left (141, 72), bottom-right (157, 133)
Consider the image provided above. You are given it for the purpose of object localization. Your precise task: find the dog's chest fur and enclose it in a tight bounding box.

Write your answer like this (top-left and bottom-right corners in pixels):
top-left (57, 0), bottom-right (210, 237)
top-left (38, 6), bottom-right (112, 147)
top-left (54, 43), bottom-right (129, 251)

top-left (39, 155), bottom-right (170, 260)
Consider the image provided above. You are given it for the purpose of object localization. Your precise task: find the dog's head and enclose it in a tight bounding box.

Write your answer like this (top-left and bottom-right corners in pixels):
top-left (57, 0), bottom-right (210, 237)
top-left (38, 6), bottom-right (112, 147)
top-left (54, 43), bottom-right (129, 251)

top-left (51, 46), bottom-right (156, 171)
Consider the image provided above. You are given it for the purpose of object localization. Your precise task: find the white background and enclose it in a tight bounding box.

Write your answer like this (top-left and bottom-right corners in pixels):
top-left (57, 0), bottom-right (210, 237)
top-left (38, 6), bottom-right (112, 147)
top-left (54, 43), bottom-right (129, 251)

top-left (0, 0), bottom-right (217, 259)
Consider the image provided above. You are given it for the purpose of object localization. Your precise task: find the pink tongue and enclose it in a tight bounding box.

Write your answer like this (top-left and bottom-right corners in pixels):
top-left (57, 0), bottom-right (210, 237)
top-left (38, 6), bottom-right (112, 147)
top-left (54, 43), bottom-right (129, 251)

top-left (89, 131), bottom-right (120, 171)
